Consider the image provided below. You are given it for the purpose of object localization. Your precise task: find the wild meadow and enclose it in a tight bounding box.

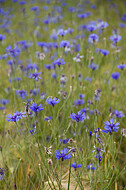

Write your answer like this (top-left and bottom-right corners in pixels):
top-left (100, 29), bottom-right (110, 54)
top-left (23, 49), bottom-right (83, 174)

top-left (0, 0), bottom-right (126, 189)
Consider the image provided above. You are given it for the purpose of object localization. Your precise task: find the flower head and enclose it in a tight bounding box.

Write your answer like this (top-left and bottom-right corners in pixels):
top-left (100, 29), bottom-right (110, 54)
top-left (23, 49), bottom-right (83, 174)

top-left (70, 111), bottom-right (86, 122)
top-left (29, 102), bottom-right (44, 113)
top-left (92, 147), bottom-right (105, 162)
top-left (52, 58), bottom-right (65, 67)
top-left (0, 34), bottom-right (6, 41)
top-left (6, 111), bottom-right (26, 122)
top-left (46, 97), bottom-right (60, 106)
top-left (88, 63), bottom-right (98, 70)
top-left (55, 148), bottom-right (72, 161)
top-left (111, 72), bottom-right (120, 80)
top-left (110, 34), bottom-right (121, 44)
top-left (100, 49), bottom-right (109, 56)
top-left (117, 64), bottom-right (126, 70)
top-left (16, 90), bottom-right (27, 99)
top-left (73, 53), bottom-right (84, 62)
top-left (102, 118), bottom-right (120, 134)
top-left (60, 139), bottom-right (69, 144)
top-left (88, 34), bottom-right (99, 43)
top-left (87, 164), bottom-right (95, 170)
top-left (29, 71), bottom-right (42, 81)
top-left (70, 162), bottom-right (82, 170)
top-left (0, 168), bottom-right (6, 180)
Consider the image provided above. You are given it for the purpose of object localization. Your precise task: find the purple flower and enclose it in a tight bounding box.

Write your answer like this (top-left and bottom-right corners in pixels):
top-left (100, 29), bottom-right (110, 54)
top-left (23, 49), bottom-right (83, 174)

top-left (88, 63), bottom-right (98, 70)
top-left (44, 116), bottom-right (52, 121)
top-left (29, 124), bottom-right (36, 135)
top-left (87, 24), bottom-right (97, 32)
top-left (100, 49), bottom-right (109, 56)
top-left (55, 148), bottom-right (72, 161)
top-left (70, 162), bottom-right (82, 170)
top-left (60, 139), bottom-right (69, 144)
top-left (92, 147), bottom-right (105, 162)
top-left (27, 63), bottom-right (38, 70)
top-left (78, 12), bottom-right (91, 19)
top-left (0, 34), bottom-right (6, 41)
top-left (6, 45), bottom-right (20, 57)
top-left (0, 168), bottom-right (6, 180)
top-left (102, 118), bottom-right (120, 134)
top-left (59, 40), bottom-right (70, 48)
top-left (44, 64), bottom-right (54, 70)
top-left (117, 64), bottom-right (126, 70)
top-left (110, 34), bottom-right (121, 44)
top-left (6, 111), bottom-right (26, 122)
top-left (87, 164), bottom-right (95, 170)
top-left (74, 99), bottom-right (85, 106)
top-left (29, 102), bottom-right (44, 113)
top-left (79, 94), bottom-right (85, 99)
top-left (16, 90), bottom-right (27, 99)
top-left (70, 111), bottom-right (86, 122)
top-left (97, 21), bottom-right (108, 30)
top-left (46, 97), bottom-right (60, 106)
top-left (88, 34), bottom-right (99, 43)
top-left (52, 58), bottom-right (65, 67)
top-left (29, 72), bottom-right (42, 81)
top-left (114, 110), bottom-right (124, 118)
top-left (111, 72), bottom-right (120, 80)
top-left (57, 28), bottom-right (68, 37)
top-left (0, 99), bottom-right (10, 105)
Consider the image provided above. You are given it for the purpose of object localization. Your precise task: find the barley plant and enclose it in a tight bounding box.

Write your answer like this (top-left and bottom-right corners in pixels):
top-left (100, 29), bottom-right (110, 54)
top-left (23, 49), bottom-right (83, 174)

top-left (0, 0), bottom-right (126, 189)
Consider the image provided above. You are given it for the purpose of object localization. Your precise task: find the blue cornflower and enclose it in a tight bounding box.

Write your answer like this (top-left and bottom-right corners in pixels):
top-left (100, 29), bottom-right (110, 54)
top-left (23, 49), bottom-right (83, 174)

top-left (57, 28), bottom-right (68, 37)
top-left (0, 99), bottom-right (10, 105)
top-left (102, 118), bottom-right (120, 134)
top-left (19, 1), bottom-right (26, 5)
top-left (97, 21), bottom-right (108, 30)
top-left (27, 63), bottom-right (38, 70)
top-left (74, 99), bottom-right (85, 106)
top-left (0, 34), bottom-right (6, 41)
top-left (87, 164), bottom-right (95, 170)
top-left (29, 102), bottom-right (44, 113)
top-left (46, 97), bottom-right (60, 106)
top-left (111, 72), bottom-right (120, 80)
top-left (88, 34), bottom-right (99, 43)
top-left (121, 13), bottom-right (126, 22)
top-left (114, 110), bottom-right (124, 118)
top-left (29, 124), bottom-right (36, 135)
top-left (70, 111), bottom-right (86, 122)
top-left (6, 45), bottom-right (20, 57)
top-left (6, 111), bottom-right (26, 122)
top-left (0, 168), bottom-right (6, 180)
top-left (44, 116), bottom-right (52, 121)
top-left (68, 7), bottom-right (76, 12)
top-left (79, 94), bottom-right (85, 99)
top-left (100, 49), bottom-right (109, 56)
top-left (87, 24), bottom-right (97, 32)
top-left (44, 64), bottom-right (54, 70)
top-left (88, 63), bottom-right (98, 70)
top-left (110, 34), bottom-right (121, 44)
top-left (55, 148), bottom-right (72, 161)
top-left (117, 64), bottom-right (126, 70)
top-left (78, 12), bottom-right (91, 19)
top-left (16, 90), bottom-right (27, 99)
top-left (59, 40), bottom-right (70, 48)
top-left (0, 106), bottom-right (5, 110)
top-left (70, 162), bottom-right (82, 170)
top-left (92, 147), bottom-right (105, 162)
top-left (29, 71), bottom-right (42, 81)
top-left (60, 139), bottom-right (69, 144)
top-left (30, 6), bottom-right (39, 11)
top-left (52, 58), bottom-right (65, 67)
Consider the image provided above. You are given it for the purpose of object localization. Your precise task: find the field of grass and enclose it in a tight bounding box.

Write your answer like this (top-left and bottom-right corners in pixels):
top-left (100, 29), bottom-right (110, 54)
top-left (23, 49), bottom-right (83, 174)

top-left (0, 0), bottom-right (126, 189)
